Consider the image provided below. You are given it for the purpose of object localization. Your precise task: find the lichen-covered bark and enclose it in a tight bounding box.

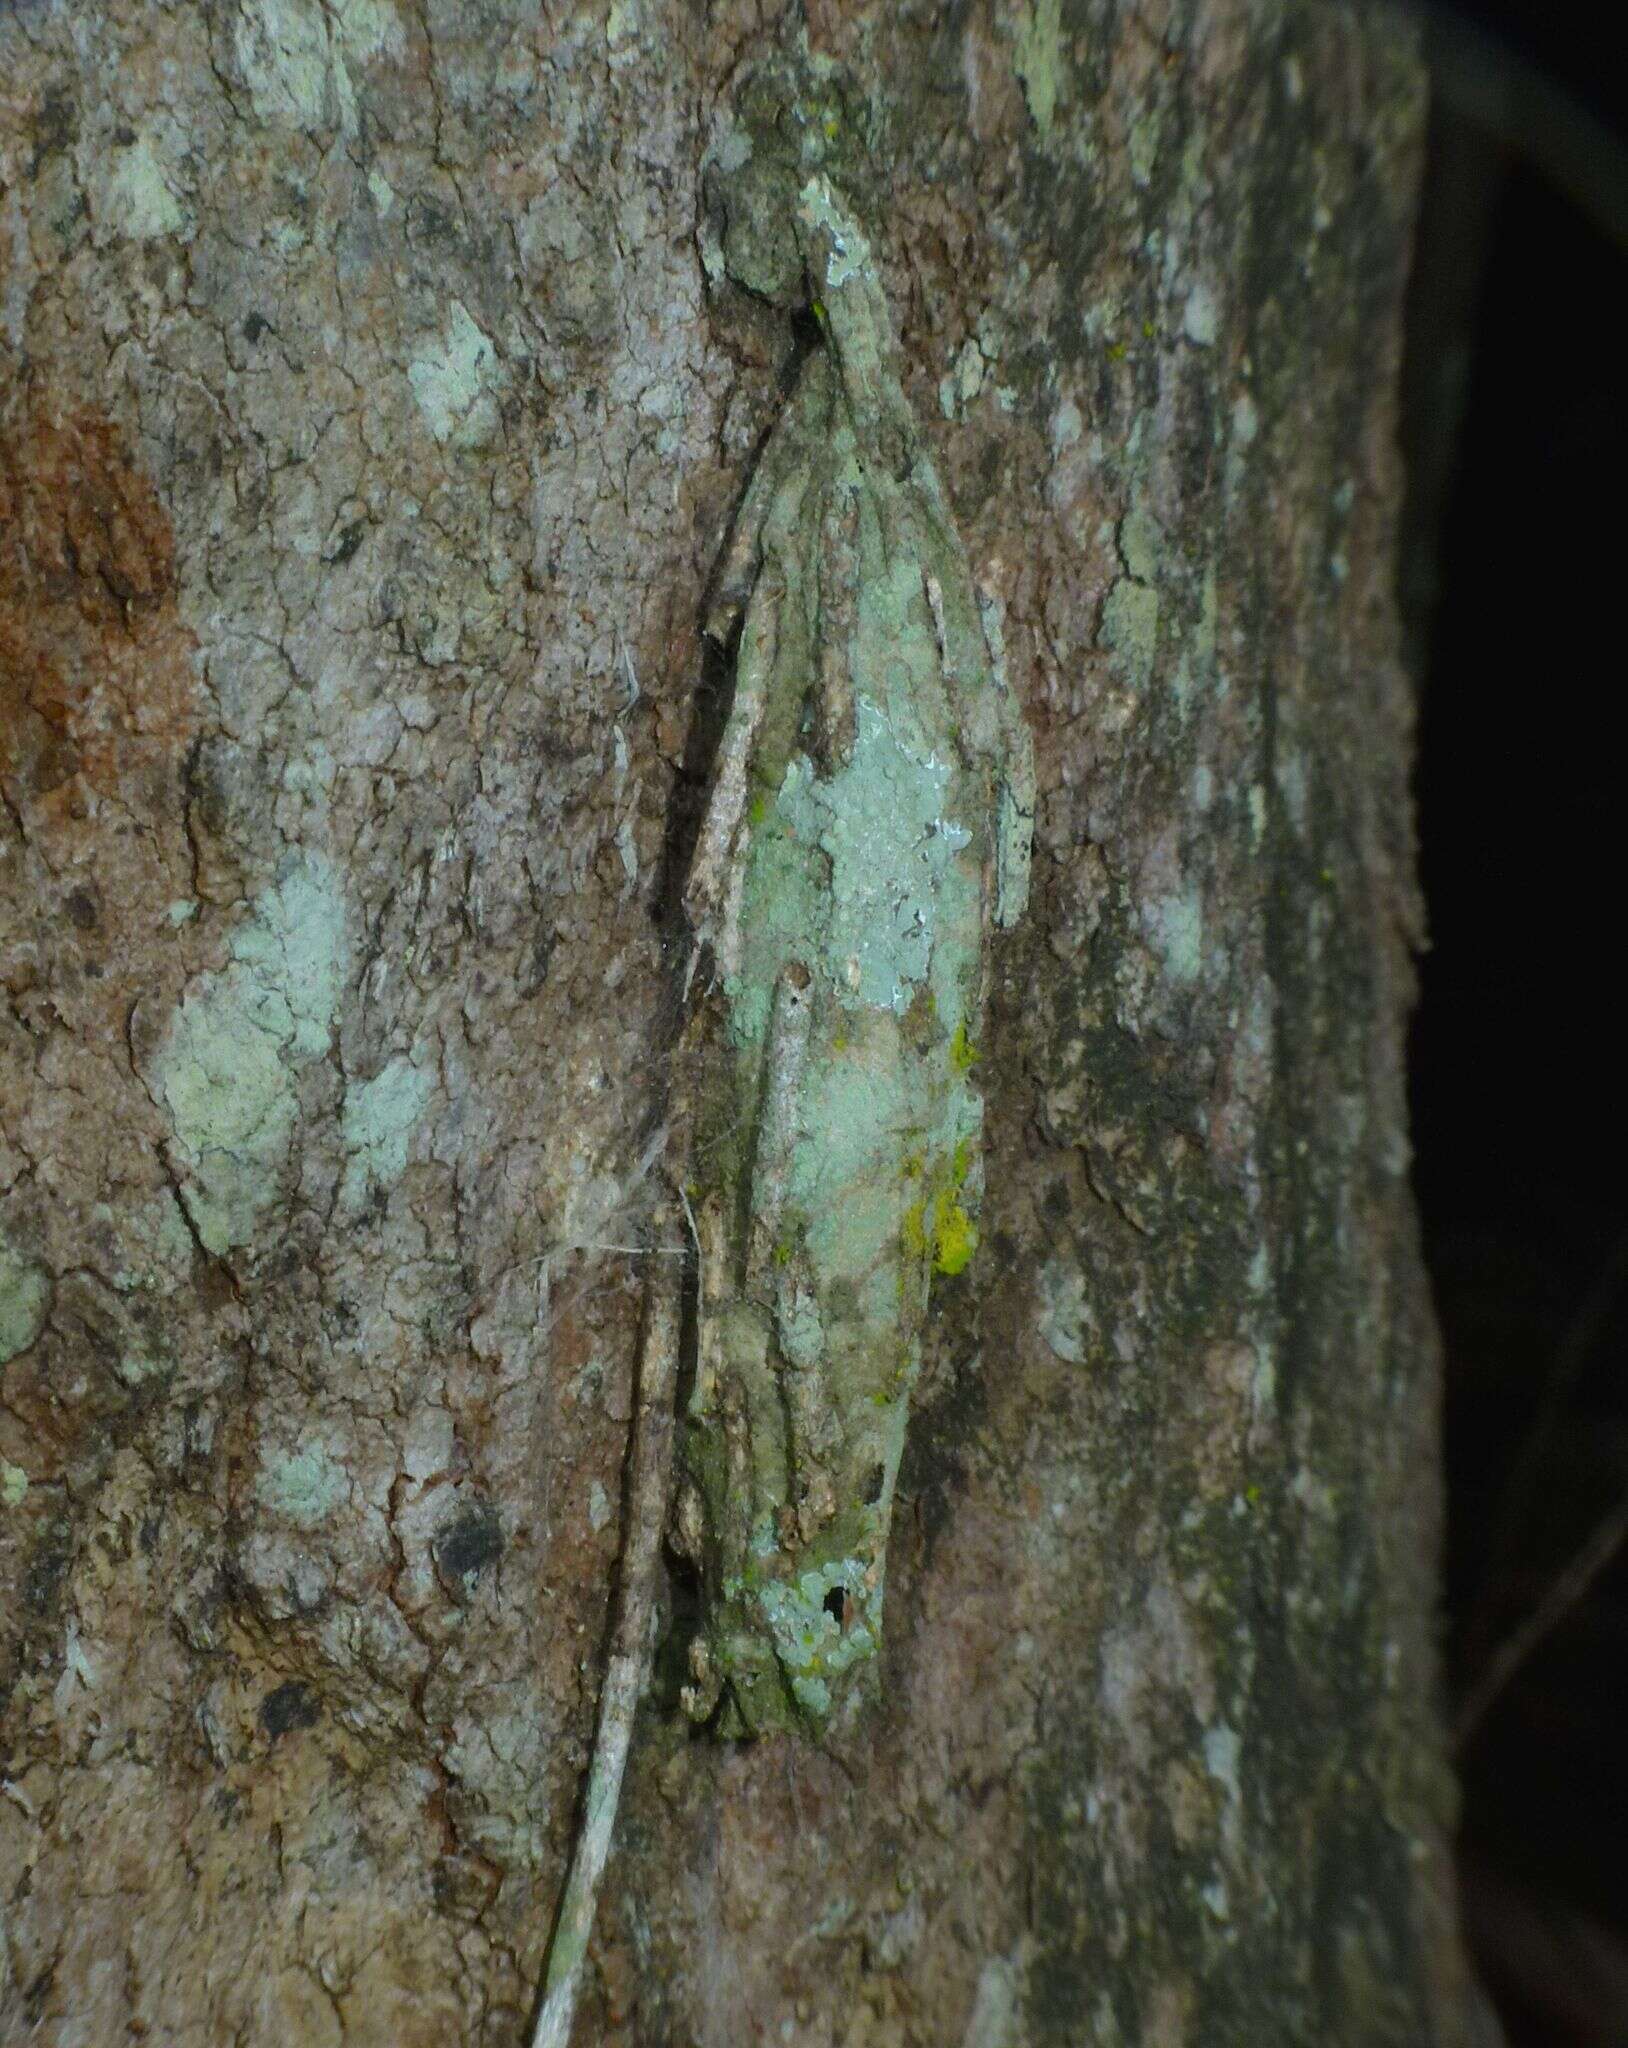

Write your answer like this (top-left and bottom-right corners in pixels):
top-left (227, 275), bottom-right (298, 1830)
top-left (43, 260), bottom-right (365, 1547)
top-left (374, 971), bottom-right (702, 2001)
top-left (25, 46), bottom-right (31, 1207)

top-left (0, 3), bottom-right (1473, 2044)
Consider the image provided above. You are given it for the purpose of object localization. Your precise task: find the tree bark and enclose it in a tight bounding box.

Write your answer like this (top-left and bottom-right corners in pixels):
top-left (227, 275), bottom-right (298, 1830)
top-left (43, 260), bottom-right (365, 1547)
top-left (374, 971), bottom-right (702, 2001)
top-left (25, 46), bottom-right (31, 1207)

top-left (1, 2), bottom-right (1480, 2043)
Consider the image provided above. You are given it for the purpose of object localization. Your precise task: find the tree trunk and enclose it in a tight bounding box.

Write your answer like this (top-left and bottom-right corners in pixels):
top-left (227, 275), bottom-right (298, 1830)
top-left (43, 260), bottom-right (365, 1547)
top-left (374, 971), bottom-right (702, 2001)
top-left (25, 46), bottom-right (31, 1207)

top-left (1, 2), bottom-right (1480, 2042)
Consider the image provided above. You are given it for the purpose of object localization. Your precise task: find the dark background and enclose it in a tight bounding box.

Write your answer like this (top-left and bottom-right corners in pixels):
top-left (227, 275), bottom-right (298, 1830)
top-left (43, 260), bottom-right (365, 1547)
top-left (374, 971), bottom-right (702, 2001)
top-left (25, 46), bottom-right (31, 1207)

top-left (1403, 4), bottom-right (1628, 2039)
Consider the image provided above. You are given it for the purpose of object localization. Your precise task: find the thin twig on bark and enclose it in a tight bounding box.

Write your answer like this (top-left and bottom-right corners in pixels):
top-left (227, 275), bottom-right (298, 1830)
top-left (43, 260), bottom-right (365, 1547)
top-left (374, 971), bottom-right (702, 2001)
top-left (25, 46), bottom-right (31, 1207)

top-left (530, 1199), bottom-right (684, 2048)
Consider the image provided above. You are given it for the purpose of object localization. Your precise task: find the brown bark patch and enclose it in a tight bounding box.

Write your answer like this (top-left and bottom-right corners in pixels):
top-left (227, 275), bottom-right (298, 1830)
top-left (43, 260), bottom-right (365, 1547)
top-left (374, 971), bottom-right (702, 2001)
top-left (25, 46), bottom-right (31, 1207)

top-left (0, 395), bottom-right (196, 819)
top-left (0, 392), bottom-right (205, 1523)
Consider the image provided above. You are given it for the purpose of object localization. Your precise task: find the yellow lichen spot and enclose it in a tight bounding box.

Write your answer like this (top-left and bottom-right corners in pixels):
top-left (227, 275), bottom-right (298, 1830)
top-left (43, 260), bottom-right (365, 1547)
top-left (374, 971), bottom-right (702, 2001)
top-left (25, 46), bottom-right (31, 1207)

top-left (749, 793), bottom-right (768, 826)
top-left (932, 1198), bottom-right (977, 1276)
top-left (1108, 339), bottom-right (1128, 361)
top-left (774, 1239), bottom-right (793, 1267)
top-left (903, 1147), bottom-right (980, 1275)
top-left (949, 1022), bottom-right (978, 1074)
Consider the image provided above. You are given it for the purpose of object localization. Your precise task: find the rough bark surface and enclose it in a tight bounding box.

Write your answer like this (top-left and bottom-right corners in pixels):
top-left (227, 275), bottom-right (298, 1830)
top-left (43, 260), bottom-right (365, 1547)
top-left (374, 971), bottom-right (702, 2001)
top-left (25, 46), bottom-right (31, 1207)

top-left (1, 2), bottom-right (1472, 2043)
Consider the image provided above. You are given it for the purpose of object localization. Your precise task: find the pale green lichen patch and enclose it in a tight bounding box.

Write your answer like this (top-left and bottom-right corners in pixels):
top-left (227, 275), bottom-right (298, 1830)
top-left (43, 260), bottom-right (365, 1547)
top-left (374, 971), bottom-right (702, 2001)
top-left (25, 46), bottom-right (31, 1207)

top-left (1102, 577), bottom-right (1160, 693)
top-left (0, 1239), bottom-right (50, 1365)
top-left (1, 1462), bottom-right (28, 1508)
top-left (230, 861), bottom-right (345, 1054)
top-left (234, 0), bottom-right (332, 126)
top-left (1183, 281), bottom-right (1221, 346)
top-left (938, 337), bottom-right (990, 420)
top-left (1011, 0), bottom-right (1064, 138)
top-left (1119, 504), bottom-right (1163, 585)
top-left (774, 1286), bottom-right (825, 1370)
top-left (1143, 879), bottom-right (1205, 987)
top-left (96, 131), bottom-right (185, 241)
top-left (159, 981), bottom-right (288, 1246)
top-left (774, 693), bottom-right (975, 1016)
top-left (115, 1341), bottom-right (167, 1387)
top-left (1128, 105), bottom-right (1163, 189)
top-left (334, 0), bottom-right (400, 60)
top-left (754, 1559), bottom-right (878, 1718)
top-left (789, 1031), bottom-right (982, 1293)
top-left (339, 1054), bottom-right (432, 1209)
top-left (965, 1953), bottom-right (1024, 2048)
top-left (233, 0), bottom-right (402, 132)
top-left (100, 1193), bottom-right (197, 1296)
top-left (1225, 392), bottom-right (1260, 506)
top-left (153, 856), bottom-right (347, 1254)
top-left (1203, 1721), bottom-right (1243, 1811)
top-left (1037, 1254), bottom-right (1090, 1365)
top-left (257, 1439), bottom-right (350, 1528)
top-left (409, 302), bottom-right (500, 448)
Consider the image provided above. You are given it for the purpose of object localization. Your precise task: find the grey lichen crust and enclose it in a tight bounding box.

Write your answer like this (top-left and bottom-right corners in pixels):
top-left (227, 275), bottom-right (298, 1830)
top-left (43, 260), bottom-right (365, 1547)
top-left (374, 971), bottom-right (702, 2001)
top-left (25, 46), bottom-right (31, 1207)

top-left (675, 111), bottom-right (1034, 1739)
